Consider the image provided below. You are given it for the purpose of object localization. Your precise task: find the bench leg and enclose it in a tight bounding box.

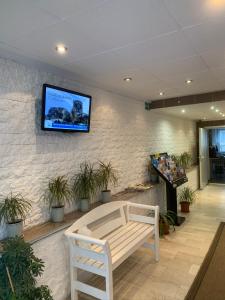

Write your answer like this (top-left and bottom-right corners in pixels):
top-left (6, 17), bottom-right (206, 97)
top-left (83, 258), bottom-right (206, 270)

top-left (154, 239), bottom-right (160, 261)
top-left (105, 269), bottom-right (113, 300)
top-left (71, 266), bottom-right (78, 300)
top-left (154, 231), bottom-right (160, 262)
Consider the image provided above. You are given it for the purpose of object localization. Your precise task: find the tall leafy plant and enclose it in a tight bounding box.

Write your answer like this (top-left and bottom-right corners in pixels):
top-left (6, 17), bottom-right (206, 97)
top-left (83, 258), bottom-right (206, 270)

top-left (73, 162), bottom-right (98, 200)
top-left (0, 193), bottom-right (31, 224)
top-left (43, 175), bottom-right (72, 208)
top-left (0, 236), bottom-right (53, 300)
top-left (97, 161), bottom-right (118, 191)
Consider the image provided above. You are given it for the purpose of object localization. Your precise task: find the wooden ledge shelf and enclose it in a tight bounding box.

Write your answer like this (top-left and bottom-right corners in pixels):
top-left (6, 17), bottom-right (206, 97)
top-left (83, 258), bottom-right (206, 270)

top-left (1, 182), bottom-right (160, 247)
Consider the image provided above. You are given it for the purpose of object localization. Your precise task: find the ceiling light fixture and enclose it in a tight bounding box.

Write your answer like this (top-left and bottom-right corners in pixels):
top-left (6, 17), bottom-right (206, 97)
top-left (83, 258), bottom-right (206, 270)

top-left (124, 77), bottom-right (132, 82)
top-left (186, 79), bottom-right (193, 84)
top-left (159, 92), bottom-right (164, 96)
top-left (181, 109), bottom-right (186, 113)
top-left (206, 0), bottom-right (225, 11)
top-left (223, 114), bottom-right (225, 117)
top-left (210, 106), bottom-right (215, 110)
top-left (216, 109), bottom-right (219, 112)
top-left (55, 44), bottom-right (68, 54)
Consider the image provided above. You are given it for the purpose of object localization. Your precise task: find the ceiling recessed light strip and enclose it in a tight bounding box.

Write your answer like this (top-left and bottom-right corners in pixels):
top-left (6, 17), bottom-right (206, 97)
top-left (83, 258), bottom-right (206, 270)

top-left (211, 106), bottom-right (225, 117)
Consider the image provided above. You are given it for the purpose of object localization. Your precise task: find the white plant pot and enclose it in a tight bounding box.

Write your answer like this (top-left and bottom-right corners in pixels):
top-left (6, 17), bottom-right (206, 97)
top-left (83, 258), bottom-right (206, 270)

top-left (7, 220), bottom-right (23, 238)
top-left (51, 206), bottom-right (64, 223)
top-left (80, 199), bottom-right (90, 212)
top-left (101, 190), bottom-right (112, 203)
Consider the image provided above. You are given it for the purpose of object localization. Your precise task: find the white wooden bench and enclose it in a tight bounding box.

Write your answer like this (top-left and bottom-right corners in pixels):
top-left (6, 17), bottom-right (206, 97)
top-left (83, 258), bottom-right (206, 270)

top-left (65, 201), bottom-right (159, 300)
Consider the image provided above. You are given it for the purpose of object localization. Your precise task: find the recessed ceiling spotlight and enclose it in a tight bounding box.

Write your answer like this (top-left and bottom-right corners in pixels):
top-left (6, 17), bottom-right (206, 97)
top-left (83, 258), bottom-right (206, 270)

top-left (159, 91), bottom-right (164, 96)
top-left (124, 77), bottom-right (132, 82)
top-left (220, 112), bottom-right (223, 115)
top-left (210, 106), bottom-right (215, 110)
top-left (186, 79), bottom-right (193, 84)
top-left (181, 109), bottom-right (186, 113)
top-left (216, 109), bottom-right (219, 112)
top-left (223, 114), bottom-right (225, 117)
top-left (55, 44), bottom-right (68, 54)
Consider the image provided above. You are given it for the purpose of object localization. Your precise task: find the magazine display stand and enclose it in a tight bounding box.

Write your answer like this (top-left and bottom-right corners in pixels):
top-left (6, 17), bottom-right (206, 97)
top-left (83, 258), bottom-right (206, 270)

top-left (151, 153), bottom-right (188, 226)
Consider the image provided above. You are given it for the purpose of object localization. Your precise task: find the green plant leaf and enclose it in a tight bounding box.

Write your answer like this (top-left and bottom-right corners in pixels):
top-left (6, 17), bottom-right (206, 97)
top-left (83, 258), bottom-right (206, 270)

top-left (0, 193), bottom-right (31, 223)
top-left (42, 175), bottom-right (72, 209)
top-left (73, 162), bottom-right (98, 201)
top-left (96, 161), bottom-right (118, 191)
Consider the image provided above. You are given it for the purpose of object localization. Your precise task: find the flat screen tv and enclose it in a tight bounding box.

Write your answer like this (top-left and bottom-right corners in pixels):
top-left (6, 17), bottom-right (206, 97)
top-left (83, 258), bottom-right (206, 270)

top-left (41, 84), bottom-right (92, 132)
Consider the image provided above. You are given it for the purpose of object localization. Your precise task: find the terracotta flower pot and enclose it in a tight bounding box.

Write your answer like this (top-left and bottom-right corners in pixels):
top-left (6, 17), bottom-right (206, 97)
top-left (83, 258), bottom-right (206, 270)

top-left (159, 222), bottom-right (170, 236)
top-left (180, 201), bottom-right (190, 213)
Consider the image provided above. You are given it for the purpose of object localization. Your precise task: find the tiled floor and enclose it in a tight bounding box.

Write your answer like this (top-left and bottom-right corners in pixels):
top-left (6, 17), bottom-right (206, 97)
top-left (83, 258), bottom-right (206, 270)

top-left (76, 184), bottom-right (225, 300)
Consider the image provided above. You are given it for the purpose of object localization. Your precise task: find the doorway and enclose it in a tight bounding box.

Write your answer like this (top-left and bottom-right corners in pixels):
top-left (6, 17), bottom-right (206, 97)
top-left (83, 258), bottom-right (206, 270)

top-left (208, 128), bottom-right (225, 184)
top-left (199, 128), bottom-right (209, 189)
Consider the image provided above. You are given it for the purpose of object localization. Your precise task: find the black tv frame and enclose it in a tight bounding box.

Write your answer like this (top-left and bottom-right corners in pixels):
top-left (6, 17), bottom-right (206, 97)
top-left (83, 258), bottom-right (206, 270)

top-left (41, 83), bottom-right (92, 133)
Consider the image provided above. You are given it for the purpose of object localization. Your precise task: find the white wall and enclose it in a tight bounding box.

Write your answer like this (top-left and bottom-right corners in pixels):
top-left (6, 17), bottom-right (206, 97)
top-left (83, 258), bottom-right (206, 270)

top-left (0, 57), bottom-right (196, 239)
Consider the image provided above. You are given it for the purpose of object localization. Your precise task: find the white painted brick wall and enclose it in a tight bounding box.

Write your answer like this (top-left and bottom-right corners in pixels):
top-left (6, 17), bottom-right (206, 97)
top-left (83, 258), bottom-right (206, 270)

top-left (0, 57), bottom-right (196, 239)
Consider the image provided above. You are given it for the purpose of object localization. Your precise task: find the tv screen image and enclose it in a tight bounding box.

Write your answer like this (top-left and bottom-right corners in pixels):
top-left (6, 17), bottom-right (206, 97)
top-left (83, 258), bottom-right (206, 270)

top-left (41, 84), bottom-right (91, 132)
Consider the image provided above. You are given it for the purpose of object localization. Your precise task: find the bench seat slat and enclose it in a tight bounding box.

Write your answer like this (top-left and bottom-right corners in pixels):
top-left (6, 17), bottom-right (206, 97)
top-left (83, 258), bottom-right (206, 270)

top-left (83, 221), bottom-right (153, 270)
top-left (108, 222), bottom-right (150, 251)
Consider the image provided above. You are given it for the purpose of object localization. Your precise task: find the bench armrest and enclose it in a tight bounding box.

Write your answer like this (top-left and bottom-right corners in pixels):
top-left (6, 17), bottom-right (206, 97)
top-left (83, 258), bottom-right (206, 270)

top-left (127, 202), bottom-right (159, 211)
top-left (127, 202), bottom-right (159, 225)
top-left (66, 232), bottom-right (107, 247)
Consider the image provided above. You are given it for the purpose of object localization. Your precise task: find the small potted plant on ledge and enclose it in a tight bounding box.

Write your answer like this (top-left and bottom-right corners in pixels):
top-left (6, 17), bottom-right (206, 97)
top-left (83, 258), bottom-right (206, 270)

top-left (179, 186), bottom-right (196, 213)
top-left (43, 175), bottom-right (72, 223)
top-left (0, 192), bottom-right (31, 238)
top-left (179, 152), bottom-right (192, 170)
top-left (73, 162), bottom-right (98, 212)
top-left (97, 161), bottom-right (118, 203)
top-left (159, 211), bottom-right (176, 236)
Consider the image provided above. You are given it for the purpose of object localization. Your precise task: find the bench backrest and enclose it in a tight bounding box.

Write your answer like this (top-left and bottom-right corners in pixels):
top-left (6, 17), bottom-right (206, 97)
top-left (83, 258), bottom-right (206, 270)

top-left (65, 201), bottom-right (128, 239)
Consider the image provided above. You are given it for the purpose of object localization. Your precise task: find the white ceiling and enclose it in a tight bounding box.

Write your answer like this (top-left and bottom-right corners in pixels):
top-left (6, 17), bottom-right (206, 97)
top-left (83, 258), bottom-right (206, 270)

top-left (155, 100), bottom-right (225, 121)
top-left (1, 0), bottom-right (225, 101)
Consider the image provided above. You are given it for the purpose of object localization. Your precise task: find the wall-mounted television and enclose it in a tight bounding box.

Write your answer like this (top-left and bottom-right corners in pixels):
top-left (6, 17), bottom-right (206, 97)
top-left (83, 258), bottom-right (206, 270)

top-left (41, 84), bottom-right (92, 132)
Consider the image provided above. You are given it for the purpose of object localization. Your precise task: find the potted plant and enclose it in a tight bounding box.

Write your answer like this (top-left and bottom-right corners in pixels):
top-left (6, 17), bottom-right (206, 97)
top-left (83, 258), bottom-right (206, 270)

top-left (179, 186), bottom-right (196, 213)
top-left (0, 193), bottom-right (31, 238)
top-left (179, 152), bottom-right (192, 170)
top-left (159, 211), bottom-right (176, 237)
top-left (97, 161), bottom-right (118, 203)
top-left (0, 236), bottom-right (53, 299)
top-left (73, 162), bottom-right (98, 212)
top-left (43, 175), bottom-right (72, 223)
